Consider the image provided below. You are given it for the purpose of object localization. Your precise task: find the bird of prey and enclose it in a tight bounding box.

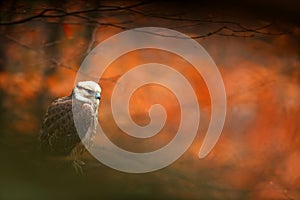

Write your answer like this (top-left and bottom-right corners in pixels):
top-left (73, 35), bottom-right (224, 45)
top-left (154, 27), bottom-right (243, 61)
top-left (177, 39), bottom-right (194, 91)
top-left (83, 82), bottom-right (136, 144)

top-left (40, 81), bottom-right (101, 173)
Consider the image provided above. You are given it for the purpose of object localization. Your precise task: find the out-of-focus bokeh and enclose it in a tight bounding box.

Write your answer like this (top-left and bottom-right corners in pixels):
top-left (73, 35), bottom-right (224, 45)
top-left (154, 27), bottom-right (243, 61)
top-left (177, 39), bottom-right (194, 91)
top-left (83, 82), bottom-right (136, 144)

top-left (0, 0), bottom-right (299, 199)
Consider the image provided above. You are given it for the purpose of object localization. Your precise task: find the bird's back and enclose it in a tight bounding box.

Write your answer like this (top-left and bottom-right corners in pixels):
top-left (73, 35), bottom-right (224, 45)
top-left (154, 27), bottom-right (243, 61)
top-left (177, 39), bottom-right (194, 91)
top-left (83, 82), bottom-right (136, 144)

top-left (40, 95), bottom-right (85, 155)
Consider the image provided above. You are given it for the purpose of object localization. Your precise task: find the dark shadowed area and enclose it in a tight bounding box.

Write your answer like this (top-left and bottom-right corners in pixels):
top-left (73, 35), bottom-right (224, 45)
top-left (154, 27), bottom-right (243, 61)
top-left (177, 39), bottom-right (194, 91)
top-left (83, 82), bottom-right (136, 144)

top-left (0, 0), bottom-right (299, 199)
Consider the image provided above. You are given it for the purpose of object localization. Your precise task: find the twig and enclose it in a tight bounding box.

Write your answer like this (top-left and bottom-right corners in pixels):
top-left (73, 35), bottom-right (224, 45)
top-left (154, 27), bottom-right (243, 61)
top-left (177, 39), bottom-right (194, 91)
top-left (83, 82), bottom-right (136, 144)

top-left (0, 1), bottom-right (148, 25)
top-left (125, 7), bottom-right (287, 36)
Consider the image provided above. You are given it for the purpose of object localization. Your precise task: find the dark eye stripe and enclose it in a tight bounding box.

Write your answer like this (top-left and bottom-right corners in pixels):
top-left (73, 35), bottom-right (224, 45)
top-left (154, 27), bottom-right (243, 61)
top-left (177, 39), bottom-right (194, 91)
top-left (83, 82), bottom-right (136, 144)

top-left (85, 89), bottom-right (94, 94)
top-left (77, 85), bottom-right (95, 94)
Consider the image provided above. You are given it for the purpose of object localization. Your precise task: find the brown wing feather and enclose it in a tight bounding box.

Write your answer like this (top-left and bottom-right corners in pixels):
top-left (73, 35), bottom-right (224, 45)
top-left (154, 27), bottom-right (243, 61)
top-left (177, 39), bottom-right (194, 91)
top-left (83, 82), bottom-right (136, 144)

top-left (40, 95), bottom-right (94, 155)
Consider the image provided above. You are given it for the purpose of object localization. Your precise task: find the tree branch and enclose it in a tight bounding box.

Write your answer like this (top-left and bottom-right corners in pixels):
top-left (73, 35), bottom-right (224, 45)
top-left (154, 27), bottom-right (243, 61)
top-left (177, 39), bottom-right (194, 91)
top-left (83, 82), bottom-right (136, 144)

top-left (0, 1), bottom-right (288, 39)
top-left (0, 1), bottom-right (148, 25)
top-left (125, 7), bottom-right (288, 37)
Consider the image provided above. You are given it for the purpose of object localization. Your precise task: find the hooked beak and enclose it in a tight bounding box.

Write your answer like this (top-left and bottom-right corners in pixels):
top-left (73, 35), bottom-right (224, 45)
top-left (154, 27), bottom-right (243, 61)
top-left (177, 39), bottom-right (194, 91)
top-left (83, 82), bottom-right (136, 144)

top-left (95, 92), bottom-right (101, 100)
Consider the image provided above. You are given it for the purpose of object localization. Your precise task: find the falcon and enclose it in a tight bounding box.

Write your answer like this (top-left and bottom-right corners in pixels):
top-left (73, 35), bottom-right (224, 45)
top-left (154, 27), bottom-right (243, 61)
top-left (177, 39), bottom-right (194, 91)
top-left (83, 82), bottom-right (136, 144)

top-left (40, 81), bottom-right (101, 173)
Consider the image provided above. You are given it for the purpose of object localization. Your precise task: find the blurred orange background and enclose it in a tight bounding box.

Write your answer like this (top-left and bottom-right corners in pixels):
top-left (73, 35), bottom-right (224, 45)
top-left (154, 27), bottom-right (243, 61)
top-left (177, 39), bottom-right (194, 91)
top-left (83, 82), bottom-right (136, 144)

top-left (0, 1), bottom-right (299, 199)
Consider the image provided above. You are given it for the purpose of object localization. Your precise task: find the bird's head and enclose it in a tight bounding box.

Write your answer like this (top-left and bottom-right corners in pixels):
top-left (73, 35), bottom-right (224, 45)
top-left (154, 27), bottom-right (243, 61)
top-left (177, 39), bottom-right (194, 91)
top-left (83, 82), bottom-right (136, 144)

top-left (73, 81), bottom-right (101, 105)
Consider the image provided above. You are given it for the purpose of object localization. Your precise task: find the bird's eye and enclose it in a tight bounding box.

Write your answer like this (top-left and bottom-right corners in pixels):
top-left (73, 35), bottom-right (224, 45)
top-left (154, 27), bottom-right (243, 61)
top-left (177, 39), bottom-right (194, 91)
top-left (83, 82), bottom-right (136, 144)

top-left (86, 89), bottom-right (94, 95)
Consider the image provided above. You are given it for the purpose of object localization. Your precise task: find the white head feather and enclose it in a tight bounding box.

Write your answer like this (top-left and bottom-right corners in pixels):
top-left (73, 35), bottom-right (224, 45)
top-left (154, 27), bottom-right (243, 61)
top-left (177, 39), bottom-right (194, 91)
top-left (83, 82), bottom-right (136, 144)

top-left (73, 81), bottom-right (101, 105)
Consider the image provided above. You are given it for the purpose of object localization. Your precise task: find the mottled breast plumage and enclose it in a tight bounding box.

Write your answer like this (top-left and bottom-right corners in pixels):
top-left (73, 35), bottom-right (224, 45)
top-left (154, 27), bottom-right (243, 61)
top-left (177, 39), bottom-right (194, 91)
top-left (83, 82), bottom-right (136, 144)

top-left (40, 81), bottom-right (101, 158)
top-left (40, 95), bottom-right (93, 154)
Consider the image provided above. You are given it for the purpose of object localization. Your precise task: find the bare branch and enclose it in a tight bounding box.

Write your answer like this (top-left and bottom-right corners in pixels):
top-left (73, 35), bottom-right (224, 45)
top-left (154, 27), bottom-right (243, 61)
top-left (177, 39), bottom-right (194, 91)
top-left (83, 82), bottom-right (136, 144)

top-left (4, 34), bottom-right (36, 50)
top-left (191, 26), bottom-right (227, 39)
top-left (66, 13), bottom-right (127, 30)
top-left (125, 7), bottom-right (288, 36)
top-left (0, 1), bottom-right (288, 39)
top-left (0, 1), bottom-right (148, 26)
top-left (50, 58), bottom-right (121, 82)
top-left (4, 33), bottom-right (120, 82)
